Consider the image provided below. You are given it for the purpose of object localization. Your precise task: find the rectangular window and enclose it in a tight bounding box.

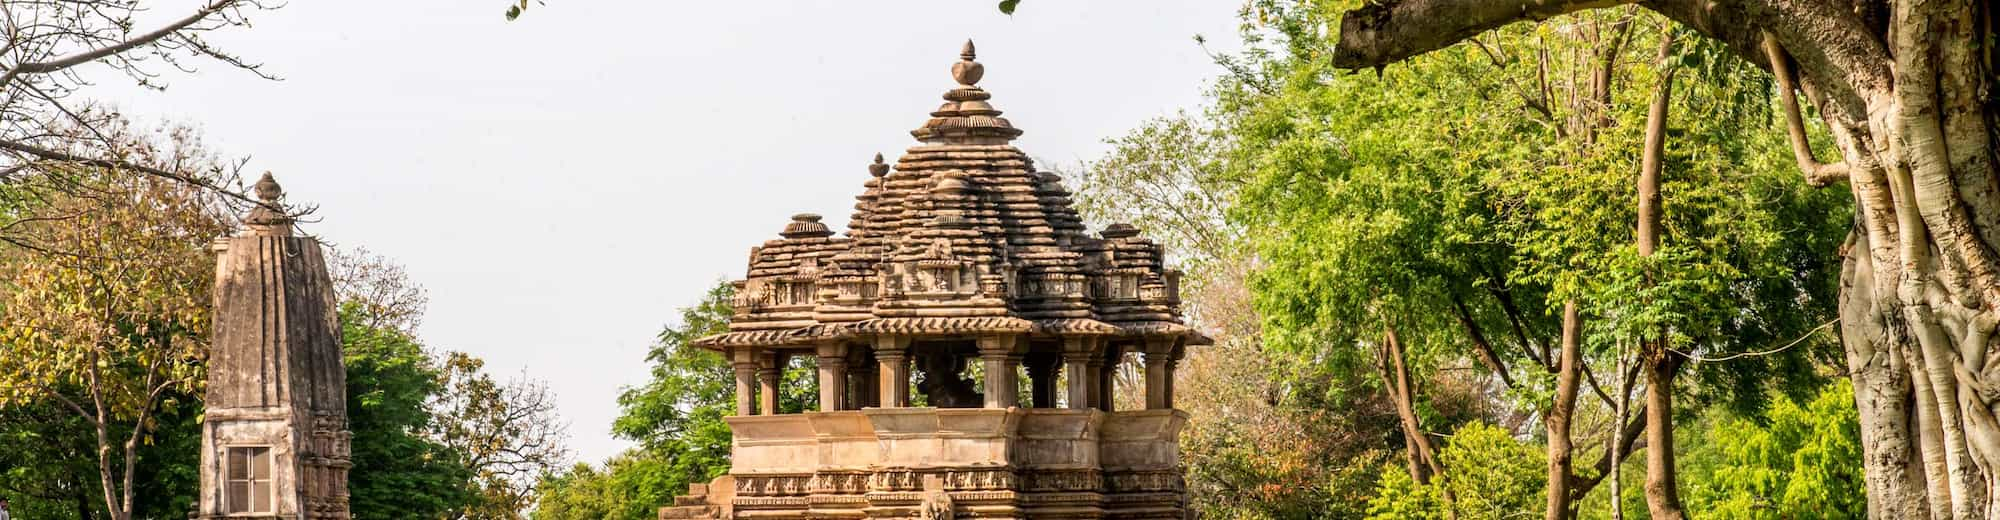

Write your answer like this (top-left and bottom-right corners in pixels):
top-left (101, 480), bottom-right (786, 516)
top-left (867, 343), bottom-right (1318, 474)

top-left (225, 446), bottom-right (272, 513)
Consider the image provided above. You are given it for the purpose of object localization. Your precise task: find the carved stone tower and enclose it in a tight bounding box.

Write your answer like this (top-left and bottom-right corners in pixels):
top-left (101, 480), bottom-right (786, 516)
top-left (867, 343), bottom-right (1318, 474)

top-left (661, 41), bottom-right (1206, 520)
top-left (198, 173), bottom-right (352, 519)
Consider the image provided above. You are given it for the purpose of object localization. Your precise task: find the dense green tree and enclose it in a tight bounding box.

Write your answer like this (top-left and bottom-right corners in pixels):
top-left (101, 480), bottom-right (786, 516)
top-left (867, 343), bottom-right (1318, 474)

top-left (0, 153), bottom-right (232, 520)
top-left (609, 280), bottom-right (738, 486)
top-left (1311, 0), bottom-right (2000, 515)
top-left (1366, 421), bottom-right (1547, 520)
top-left (534, 281), bottom-right (816, 519)
top-left (1687, 381), bottom-right (1866, 519)
top-left (341, 302), bottom-right (478, 519)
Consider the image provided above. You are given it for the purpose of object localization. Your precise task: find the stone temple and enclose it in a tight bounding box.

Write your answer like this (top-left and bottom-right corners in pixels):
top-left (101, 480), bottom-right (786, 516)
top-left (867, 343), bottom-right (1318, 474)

top-left (197, 174), bottom-right (353, 519)
top-left (660, 41), bottom-right (1207, 520)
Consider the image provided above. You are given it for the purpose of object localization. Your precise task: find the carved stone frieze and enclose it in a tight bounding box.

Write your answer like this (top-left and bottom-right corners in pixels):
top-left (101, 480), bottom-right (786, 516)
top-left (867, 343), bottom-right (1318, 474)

top-left (1019, 469), bottom-right (1103, 493)
top-left (736, 474), bottom-right (814, 497)
top-left (1103, 470), bottom-right (1184, 494)
top-left (811, 471), bottom-right (872, 495)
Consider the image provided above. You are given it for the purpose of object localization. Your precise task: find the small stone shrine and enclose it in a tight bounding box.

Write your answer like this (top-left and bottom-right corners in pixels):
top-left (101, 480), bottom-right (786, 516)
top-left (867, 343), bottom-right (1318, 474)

top-left (661, 41), bottom-right (1207, 520)
top-left (196, 174), bottom-right (352, 519)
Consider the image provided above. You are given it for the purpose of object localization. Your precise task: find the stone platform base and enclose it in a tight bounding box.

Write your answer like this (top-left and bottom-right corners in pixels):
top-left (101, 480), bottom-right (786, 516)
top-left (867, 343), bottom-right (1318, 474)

top-left (661, 408), bottom-right (1188, 520)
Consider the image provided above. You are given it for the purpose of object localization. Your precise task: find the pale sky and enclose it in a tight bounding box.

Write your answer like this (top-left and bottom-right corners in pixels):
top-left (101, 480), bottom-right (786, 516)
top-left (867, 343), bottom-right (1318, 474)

top-left (99, 1), bottom-right (1244, 463)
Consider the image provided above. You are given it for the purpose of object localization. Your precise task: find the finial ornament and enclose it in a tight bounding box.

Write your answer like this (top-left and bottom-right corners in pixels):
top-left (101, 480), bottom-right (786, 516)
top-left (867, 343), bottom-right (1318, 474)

top-left (244, 172), bottom-right (294, 234)
top-left (869, 153), bottom-right (890, 177)
top-left (952, 39), bottom-right (984, 86)
top-left (254, 172), bottom-right (283, 203)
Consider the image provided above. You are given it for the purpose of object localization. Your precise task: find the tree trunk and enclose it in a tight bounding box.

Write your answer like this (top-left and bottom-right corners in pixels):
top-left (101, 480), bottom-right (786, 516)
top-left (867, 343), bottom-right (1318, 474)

top-left (1329, 0), bottom-right (2000, 516)
top-left (1636, 32), bottom-right (1687, 520)
top-left (1546, 300), bottom-right (1582, 520)
top-left (1383, 323), bottom-right (1445, 483)
top-left (1640, 350), bottom-right (1684, 519)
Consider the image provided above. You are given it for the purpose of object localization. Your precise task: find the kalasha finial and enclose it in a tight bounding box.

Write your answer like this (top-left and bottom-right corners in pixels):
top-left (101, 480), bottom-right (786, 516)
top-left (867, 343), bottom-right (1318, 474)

top-left (244, 172), bottom-right (293, 233)
top-left (952, 39), bottom-right (984, 86)
top-left (254, 172), bottom-right (283, 203)
top-left (869, 153), bottom-right (890, 177)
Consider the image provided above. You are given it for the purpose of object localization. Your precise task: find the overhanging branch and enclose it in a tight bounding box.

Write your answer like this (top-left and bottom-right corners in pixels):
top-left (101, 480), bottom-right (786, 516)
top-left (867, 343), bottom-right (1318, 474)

top-left (1330, 0), bottom-right (1633, 69)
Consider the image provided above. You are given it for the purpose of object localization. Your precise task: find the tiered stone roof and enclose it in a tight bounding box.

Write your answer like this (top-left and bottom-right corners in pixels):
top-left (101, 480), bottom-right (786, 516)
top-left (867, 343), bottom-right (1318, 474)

top-left (698, 41), bottom-right (1202, 350)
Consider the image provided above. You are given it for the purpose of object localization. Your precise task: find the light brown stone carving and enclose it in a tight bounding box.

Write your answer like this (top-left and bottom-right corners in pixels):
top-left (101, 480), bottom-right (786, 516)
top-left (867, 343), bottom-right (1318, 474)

top-left (666, 41), bottom-right (1208, 520)
top-left (198, 174), bottom-right (353, 520)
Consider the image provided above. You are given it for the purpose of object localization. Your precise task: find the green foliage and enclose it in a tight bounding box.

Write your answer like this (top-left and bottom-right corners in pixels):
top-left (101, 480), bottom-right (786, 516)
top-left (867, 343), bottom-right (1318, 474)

top-left (538, 281), bottom-right (814, 518)
top-left (1364, 467), bottom-right (1448, 520)
top-left (1689, 380), bottom-right (1866, 518)
top-left (1365, 422), bottom-right (1544, 520)
top-left (531, 451), bottom-right (684, 520)
top-left (341, 302), bottom-right (477, 519)
top-left (606, 281), bottom-right (737, 497)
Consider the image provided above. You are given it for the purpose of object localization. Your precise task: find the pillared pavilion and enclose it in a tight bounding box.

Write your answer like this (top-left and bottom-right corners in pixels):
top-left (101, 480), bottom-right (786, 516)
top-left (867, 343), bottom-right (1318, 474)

top-left (661, 41), bottom-right (1206, 520)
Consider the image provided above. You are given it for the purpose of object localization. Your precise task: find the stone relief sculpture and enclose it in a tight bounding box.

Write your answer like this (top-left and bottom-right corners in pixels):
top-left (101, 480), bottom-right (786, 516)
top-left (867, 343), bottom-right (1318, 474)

top-left (919, 475), bottom-right (955, 520)
top-left (915, 349), bottom-right (983, 408)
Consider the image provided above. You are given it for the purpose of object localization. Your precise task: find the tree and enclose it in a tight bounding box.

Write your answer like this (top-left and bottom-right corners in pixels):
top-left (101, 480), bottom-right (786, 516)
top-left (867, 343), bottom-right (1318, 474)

top-left (1317, 0), bottom-right (2000, 515)
top-left (1072, 110), bottom-right (1409, 518)
top-left (530, 451), bottom-right (681, 520)
top-left (329, 247), bottom-right (431, 336)
top-left (432, 351), bottom-right (572, 518)
top-left (1072, 3), bottom-right (1846, 518)
top-left (1366, 421), bottom-right (1548, 520)
top-left (340, 302), bottom-right (478, 519)
top-left (607, 281), bottom-right (738, 495)
top-left (1688, 380), bottom-right (1867, 519)
top-left (534, 281), bottom-right (819, 518)
top-left (329, 247), bottom-right (571, 518)
top-left (0, 151), bottom-right (232, 520)
top-left (0, 1), bottom-right (278, 202)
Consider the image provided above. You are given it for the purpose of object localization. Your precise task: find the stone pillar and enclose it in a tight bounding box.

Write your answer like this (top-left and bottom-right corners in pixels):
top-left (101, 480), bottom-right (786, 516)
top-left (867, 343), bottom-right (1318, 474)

top-left (978, 335), bottom-right (1021, 409)
top-left (1095, 342), bottom-right (1121, 412)
top-left (1025, 352), bottom-right (1059, 408)
top-left (1142, 339), bottom-right (1177, 410)
top-left (733, 349), bottom-right (759, 416)
top-left (848, 351), bottom-right (878, 409)
top-left (1062, 337), bottom-right (1098, 410)
top-left (759, 351), bottom-right (786, 416)
top-left (816, 343), bottom-right (848, 412)
top-left (875, 336), bottom-right (911, 408)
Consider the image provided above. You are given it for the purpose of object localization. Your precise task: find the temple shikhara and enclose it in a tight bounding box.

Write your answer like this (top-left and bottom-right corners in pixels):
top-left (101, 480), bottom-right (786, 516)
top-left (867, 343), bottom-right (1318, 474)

top-left (197, 174), bottom-right (353, 519)
top-left (662, 41), bottom-right (1207, 520)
